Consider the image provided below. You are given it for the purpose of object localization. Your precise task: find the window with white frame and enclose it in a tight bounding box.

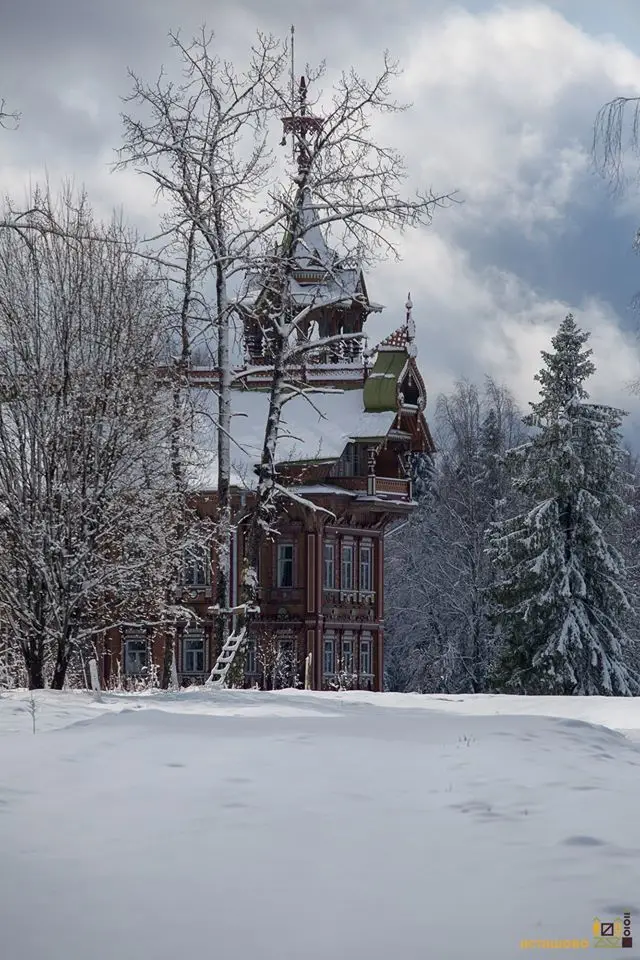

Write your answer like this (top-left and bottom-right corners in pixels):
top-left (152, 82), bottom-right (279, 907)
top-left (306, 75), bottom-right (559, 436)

top-left (276, 542), bottom-right (294, 588)
top-left (341, 541), bottom-right (354, 591)
top-left (183, 542), bottom-right (210, 587)
top-left (245, 640), bottom-right (257, 675)
top-left (359, 541), bottom-right (373, 592)
top-left (323, 635), bottom-right (336, 676)
top-left (183, 634), bottom-right (205, 674)
top-left (323, 541), bottom-right (335, 589)
top-left (124, 638), bottom-right (148, 675)
top-left (360, 634), bottom-right (373, 675)
top-left (342, 633), bottom-right (354, 673)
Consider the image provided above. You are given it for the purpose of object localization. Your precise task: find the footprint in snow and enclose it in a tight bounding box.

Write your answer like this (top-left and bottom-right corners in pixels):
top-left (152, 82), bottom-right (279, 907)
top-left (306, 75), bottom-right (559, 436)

top-left (563, 835), bottom-right (607, 847)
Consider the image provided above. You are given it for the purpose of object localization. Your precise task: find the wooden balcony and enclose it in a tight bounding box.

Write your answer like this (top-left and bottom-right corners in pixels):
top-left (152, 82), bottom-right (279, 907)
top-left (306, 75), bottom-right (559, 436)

top-left (376, 476), bottom-right (412, 499)
top-left (328, 475), bottom-right (412, 500)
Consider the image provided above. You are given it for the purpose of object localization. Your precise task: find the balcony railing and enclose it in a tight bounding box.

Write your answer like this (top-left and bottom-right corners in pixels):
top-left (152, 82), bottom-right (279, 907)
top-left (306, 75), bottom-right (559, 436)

top-left (324, 588), bottom-right (375, 604)
top-left (328, 475), bottom-right (411, 500)
top-left (376, 477), bottom-right (411, 498)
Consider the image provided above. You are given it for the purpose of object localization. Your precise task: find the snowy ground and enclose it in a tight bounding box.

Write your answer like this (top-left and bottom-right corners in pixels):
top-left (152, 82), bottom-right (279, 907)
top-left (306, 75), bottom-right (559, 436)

top-left (1, 689), bottom-right (640, 959)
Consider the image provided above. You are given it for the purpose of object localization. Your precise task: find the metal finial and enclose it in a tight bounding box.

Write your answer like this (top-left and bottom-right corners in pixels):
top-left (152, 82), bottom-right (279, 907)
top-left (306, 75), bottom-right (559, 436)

top-left (405, 292), bottom-right (413, 319)
top-left (280, 30), bottom-right (324, 176)
top-left (406, 292), bottom-right (416, 343)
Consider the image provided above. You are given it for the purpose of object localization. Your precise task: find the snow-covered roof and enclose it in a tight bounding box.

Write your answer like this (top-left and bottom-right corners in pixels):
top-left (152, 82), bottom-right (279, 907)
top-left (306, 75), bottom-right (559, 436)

top-left (289, 270), bottom-right (360, 309)
top-left (288, 188), bottom-right (383, 313)
top-left (194, 387), bottom-right (396, 491)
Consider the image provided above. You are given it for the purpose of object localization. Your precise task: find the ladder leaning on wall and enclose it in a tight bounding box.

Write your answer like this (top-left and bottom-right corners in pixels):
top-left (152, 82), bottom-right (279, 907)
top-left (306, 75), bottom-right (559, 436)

top-left (206, 627), bottom-right (247, 688)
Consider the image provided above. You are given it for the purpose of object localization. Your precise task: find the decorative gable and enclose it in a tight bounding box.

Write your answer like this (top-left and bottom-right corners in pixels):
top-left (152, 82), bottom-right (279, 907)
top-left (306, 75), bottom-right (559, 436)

top-left (375, 325), bottom-right (412, 351)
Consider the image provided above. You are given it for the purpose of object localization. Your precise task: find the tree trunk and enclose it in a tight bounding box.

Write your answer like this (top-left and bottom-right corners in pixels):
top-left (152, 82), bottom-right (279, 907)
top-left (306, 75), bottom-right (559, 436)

top-left (214, 253), bottom-right (232, 656)
top-left (23, 638), bottom-right (46, 690)
top-left (160, 626), bottom-right (175, 690)
top-left (50, 642), bottom-right (71, 690)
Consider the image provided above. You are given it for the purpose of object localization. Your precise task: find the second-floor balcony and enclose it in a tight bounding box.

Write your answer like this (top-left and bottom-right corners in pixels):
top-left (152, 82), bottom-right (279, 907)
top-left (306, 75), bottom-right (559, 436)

top-left (328, 475), bottom-right (412, 501)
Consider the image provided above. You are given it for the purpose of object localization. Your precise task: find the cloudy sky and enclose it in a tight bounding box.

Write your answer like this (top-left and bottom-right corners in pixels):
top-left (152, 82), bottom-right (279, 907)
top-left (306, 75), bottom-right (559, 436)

top-left (3, 0), bottom-right (640, 438)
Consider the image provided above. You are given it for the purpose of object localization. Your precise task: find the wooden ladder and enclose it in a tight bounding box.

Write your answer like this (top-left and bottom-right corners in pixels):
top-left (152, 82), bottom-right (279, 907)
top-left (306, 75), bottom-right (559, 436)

top-left (207, 627), bottom-right (247, 688)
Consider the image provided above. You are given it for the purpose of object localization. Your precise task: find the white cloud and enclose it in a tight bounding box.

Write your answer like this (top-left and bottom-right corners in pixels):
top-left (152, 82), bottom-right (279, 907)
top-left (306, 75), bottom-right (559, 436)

top-left (379, 4), bottom-right (640, 233)
top-left (3, 0), bottom-right (640, 441)
top-left (367, 226), bottom-right (640, 434)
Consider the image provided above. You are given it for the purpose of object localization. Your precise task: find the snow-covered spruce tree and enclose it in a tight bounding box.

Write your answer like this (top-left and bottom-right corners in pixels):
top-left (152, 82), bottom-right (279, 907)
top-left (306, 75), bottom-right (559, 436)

top-left (616, 454), bottom-right (640, 676)
top-left (488, 314), bottom-right (638, 696)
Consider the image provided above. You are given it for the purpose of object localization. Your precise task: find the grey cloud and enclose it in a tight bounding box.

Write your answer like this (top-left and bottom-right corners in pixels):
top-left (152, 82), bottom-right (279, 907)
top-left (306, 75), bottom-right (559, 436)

top-left (2, 0), bottom-right (640, 444)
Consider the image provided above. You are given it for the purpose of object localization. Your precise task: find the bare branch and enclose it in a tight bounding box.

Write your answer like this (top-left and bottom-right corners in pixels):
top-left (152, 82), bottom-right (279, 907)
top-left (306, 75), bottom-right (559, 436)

top-left (593, 95), bottom-right (640, 192)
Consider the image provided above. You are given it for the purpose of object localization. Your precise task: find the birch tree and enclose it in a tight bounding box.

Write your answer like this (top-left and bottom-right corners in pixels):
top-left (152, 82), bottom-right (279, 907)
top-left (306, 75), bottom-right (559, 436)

top-left (118, 29), bottom-right (453, 666)
top-left (0, 186), bottom-right (193, 688)
top-left (118, 30), bottom-right (288, 655)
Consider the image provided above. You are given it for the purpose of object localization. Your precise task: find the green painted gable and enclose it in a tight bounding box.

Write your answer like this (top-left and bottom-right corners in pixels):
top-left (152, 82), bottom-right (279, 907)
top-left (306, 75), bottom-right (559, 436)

top-left (363, 350), bottom-right (406, 411)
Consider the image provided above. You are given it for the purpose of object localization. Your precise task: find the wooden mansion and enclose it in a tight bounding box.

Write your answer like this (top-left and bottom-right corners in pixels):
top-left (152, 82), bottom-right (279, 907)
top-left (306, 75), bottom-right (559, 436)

top-left (102, 79), bottom-right (435, 693)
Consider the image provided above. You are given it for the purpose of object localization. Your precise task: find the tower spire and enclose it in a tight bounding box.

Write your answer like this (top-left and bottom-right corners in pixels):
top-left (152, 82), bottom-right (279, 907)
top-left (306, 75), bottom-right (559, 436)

top-left (281, 32), bottom-right (323, 179)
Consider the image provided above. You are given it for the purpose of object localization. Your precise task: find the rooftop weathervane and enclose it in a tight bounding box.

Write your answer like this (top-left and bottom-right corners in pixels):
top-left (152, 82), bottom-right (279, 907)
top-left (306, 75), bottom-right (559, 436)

top-left (281, 26), bottom-right (323, 178)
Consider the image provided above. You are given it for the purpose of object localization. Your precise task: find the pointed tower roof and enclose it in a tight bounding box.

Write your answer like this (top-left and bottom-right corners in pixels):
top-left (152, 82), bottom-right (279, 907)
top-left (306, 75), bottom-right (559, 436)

top-left (280, 76), bottom-right (383, 313)
top-left (291, 186), bottom-right (335, 270)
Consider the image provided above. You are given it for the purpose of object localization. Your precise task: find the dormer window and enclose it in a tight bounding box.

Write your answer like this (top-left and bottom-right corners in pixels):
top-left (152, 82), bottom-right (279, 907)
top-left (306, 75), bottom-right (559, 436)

top-left (400, 371), bottom-right (420, 406)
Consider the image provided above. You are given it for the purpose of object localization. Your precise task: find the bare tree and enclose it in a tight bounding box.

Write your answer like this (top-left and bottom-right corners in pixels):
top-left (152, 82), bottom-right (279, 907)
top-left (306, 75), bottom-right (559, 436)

top-left (117, 29), bottom-right (454, 677)
top-left (110, 32), bottom-right (280, 654)
top-left (227, 55), bottom-right (454, 670)
top-left (0, 186), bottom-right (195, 688)
top-left (0, 98), bottom-right (20, 130)
top-left (118, 29), bottom-right (288, 657)
top-left (385, 379), bottom-right (524, 693)
top-left (593, 95), bottom-right (640, 191)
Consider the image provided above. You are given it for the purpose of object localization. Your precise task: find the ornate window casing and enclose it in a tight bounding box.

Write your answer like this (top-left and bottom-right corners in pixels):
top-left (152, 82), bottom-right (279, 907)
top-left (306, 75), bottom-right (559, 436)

top-left (182, 631), bottom-right (207, 675)
top-left (123, 636), bottom-right (148, 676)
top-left (323, 540), bottom-right (336, 590)
top-left (341, 631), bottom-right (355, 673)
top-left (323, 632), bottom-right (336, 677)
top-left (359, 539), bottom-right (373, 597)
top-left (359, 632), bottom-right (373, 677)
top-left (276, 542), bottom-right (295, 588)
top-left (183, 542), bottom-right (210, 588)
top-left (340, 539), bottom-right (356, 600)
